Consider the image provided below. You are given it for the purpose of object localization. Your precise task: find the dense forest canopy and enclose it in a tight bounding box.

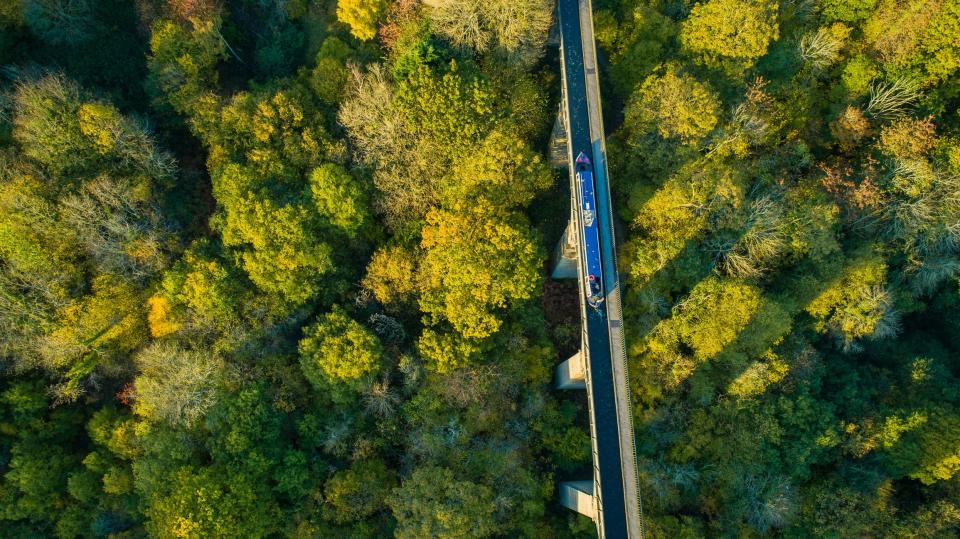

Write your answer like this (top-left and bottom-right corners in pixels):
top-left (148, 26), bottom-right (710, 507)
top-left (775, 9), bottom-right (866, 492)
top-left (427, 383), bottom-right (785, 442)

top-left (0, 0), bottom-right (582, 537)
top-left (0, 0), bottom-right (957, 537)
top-left (598, 0), bottom-right (960, 535)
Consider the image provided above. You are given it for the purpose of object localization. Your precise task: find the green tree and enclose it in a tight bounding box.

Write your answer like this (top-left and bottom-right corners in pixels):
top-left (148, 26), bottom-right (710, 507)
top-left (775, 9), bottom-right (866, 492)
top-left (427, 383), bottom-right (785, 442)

top-left (309, 163), bottom-right (370, 237)
top-left (863, 0), bottom-right (960, 86)
top-left (821, 0), bottom-right (879, 23)
top-left (419, 208), bottom-right (542, 339)
top-left (0, 380), bottom-right (89, 534)
top-left (415, 327), bottom-right (483, 373)
top-left (219, 193), bottom-right (335, 304)
top-left (146, 16), bottom-right (225, 117)
top-left (625, 67), bottom-right (722, 143)
top-left (324, 459), bottom-right (396, 523)
top-left (680, 0), bottom-right (779, 71)
top-left (389, 466), bottom-right (496, 539)
top-left (136, 383), bottom-right (312, 538)
top-left (0, 162), bottom-right (82, 358)
top-left (198, 86), bottom-right (354, 306)
top-left (340, 61), bottom-right (496, 228)
top-left (440, 128), bottom-right (553, 211)
top-left (142, 465), bottom-right (279, 538)
top-left (21, 0), bottom-right (94, 45)
top-left (806, 256), bottom-right (900, 351)
top-left (883, 407), bottom-right (960, 484)
top-left (299, 307), bottom-right (384, 401)
top-left (310, 37), bottom-right (356, 105)
top-left (12, 74), bottom-right (176, 181)
top-left (595, 4), bottom-right (677, 98)
top-left (155, 239), bottom-right (250, 330)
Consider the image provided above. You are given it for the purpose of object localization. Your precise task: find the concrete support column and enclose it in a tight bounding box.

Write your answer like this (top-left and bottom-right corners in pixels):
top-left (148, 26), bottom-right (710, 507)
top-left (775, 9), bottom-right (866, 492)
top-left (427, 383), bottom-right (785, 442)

top-left (551, 220), bottom-right (578, 280)
top-left (556, 350), bottom-right (586, 390)
top-left (547, 15), bottom-right (561, 47)
top-left (549, 104), bottom-right (569, 168)
top-left (559, 481), bottom-right (597, 520)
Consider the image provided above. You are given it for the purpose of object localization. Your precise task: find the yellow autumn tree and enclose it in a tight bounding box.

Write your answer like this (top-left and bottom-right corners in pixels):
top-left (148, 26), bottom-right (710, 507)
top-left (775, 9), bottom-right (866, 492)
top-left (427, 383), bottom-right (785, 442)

top-left (680, 0), bottom-right (779, 71)
top-left (807, 255), bottom-right (900, 351)
top-left (363, 245), bottom-right (419, 307)
top-left (336, 0), bottom-right (386, 41)
top-left (418, 207), bottom-right (542, 339)
top-left (625, 67), bottom-right (722, 143)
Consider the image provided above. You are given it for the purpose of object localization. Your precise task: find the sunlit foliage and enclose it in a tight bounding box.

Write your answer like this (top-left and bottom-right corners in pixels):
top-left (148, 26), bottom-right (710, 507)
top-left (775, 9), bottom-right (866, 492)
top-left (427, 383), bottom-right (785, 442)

top-left (3, 0), bottom-right (959, 536)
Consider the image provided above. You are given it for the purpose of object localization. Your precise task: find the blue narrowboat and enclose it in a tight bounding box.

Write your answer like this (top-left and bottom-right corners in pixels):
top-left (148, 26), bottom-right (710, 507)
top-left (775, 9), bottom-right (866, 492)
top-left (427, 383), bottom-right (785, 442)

top-left (575, 152), bottom-right (604, 311)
